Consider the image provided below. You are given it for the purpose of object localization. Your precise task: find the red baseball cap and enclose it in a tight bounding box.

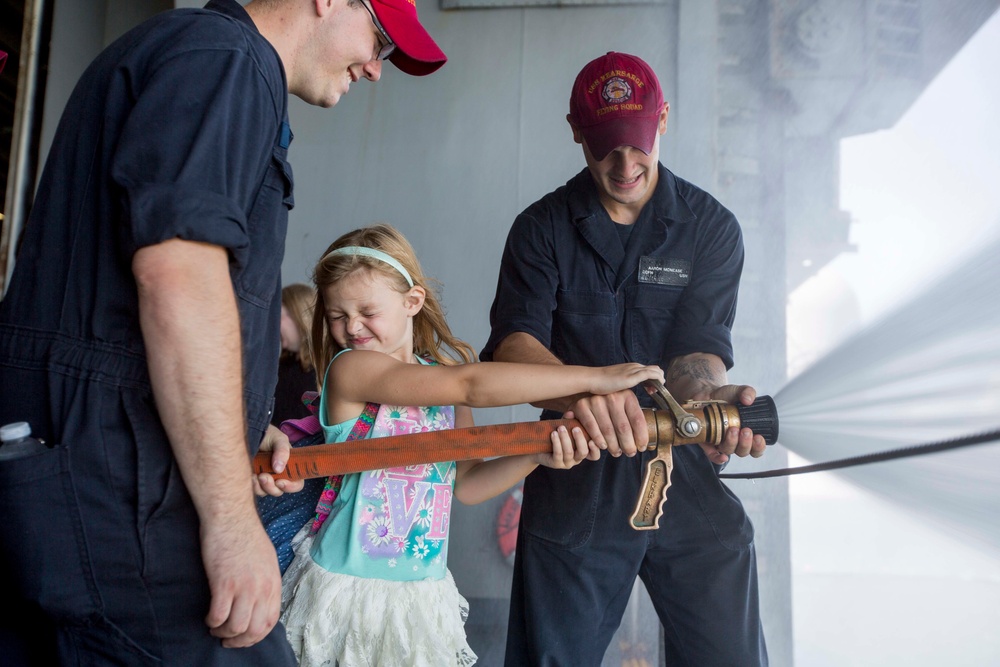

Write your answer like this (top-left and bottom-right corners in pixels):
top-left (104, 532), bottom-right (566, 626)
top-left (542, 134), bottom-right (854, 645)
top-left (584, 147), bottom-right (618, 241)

top-left (0, 51), bottom-right (7, 75)
top-left (370, 0), bottom-right (447, 76)
top-left (569, 52), bottom-right (664, 161)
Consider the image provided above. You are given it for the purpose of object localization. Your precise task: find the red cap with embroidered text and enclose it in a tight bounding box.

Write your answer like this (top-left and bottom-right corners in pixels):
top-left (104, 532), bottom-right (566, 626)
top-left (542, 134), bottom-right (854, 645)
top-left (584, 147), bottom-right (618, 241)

top-left (370, 0), bottom-right (447, 76)
top-left (569, 52), bottom-right (664, 161)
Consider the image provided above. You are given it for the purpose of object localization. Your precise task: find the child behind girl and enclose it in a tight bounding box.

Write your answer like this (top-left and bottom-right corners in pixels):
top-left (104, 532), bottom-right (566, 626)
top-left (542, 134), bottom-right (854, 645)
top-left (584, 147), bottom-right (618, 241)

top-left (279, 224), bottom-right (663, 666)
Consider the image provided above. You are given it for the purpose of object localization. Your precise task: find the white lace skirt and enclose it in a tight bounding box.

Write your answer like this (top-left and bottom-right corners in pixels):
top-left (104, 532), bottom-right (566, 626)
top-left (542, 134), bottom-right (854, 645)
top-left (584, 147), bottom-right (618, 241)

top-left (281, 530), bottom-right (477, 667)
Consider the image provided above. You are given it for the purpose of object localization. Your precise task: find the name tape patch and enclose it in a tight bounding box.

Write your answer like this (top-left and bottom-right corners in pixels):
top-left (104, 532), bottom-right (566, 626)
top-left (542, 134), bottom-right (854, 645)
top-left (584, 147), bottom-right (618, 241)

top-left (638, 256), bottom-right (690, 287)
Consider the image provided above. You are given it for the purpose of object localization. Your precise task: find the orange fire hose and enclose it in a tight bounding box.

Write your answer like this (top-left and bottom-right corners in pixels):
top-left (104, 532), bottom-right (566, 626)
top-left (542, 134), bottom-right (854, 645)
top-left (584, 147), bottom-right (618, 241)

top-left (253, 417), bottom-right (584, 481)
top-left (253, 396), bottom-right (779, 482)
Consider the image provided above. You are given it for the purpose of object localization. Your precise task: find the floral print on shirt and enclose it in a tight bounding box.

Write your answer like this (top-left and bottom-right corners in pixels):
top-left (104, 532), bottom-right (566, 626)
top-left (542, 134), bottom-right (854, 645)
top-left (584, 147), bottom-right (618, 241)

top-left (356, 404), bottom-right (456, 564)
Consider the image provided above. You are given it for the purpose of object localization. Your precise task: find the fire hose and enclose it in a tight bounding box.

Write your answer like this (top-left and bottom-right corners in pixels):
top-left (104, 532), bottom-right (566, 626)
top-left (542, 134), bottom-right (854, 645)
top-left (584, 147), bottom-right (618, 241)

top-left (253, 382), bottom-right (779, 530)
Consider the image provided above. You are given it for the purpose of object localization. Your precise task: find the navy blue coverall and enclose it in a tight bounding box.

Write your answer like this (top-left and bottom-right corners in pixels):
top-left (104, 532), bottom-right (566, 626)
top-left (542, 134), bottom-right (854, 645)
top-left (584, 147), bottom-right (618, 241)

top-left (0, 1), bottom-right (296, 663)
top-left (482, 164), bottom-right (768, 666)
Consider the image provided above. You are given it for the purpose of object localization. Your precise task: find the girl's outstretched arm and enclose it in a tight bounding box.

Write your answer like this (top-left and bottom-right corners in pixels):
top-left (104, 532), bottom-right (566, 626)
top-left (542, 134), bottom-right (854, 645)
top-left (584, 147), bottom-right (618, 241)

top-left (325, 350), bottom-right (664, 423)
top-left (451, 407), bottom-right (600, 505)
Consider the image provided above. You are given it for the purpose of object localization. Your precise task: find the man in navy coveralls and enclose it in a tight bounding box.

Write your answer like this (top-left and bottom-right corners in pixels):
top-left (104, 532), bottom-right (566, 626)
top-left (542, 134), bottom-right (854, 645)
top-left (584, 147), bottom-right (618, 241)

top-left (0, 0), bottom-right (445, 664)
top-left (482, 52), bottom-right (770, 666)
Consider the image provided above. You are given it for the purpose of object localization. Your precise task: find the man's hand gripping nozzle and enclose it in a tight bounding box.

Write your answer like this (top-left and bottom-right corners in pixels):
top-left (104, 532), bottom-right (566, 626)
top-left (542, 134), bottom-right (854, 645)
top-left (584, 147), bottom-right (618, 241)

top-left (629, 381), bottom-right (779, 530)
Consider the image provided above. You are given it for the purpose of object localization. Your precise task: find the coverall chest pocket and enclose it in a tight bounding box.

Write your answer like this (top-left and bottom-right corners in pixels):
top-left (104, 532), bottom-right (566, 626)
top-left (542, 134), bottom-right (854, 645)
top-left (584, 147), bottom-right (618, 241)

top-left (553, 289), bottom-right (617, 363)
top-left (236, 146), bottom-right (294, 308)
top-left (626, 283), bottom-right (684, 361)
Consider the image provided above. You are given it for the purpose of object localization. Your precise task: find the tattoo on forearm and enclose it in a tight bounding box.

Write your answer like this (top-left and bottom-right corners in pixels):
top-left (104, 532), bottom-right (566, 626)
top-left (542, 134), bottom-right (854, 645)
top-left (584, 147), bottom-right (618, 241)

top-left (667, 358), bottom-right (723, 392)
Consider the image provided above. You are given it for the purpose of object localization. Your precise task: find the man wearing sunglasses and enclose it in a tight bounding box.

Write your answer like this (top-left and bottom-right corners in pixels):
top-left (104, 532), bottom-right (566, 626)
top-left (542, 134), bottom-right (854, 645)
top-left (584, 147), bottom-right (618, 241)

top-left (0, 1), bottom-right (444, 665)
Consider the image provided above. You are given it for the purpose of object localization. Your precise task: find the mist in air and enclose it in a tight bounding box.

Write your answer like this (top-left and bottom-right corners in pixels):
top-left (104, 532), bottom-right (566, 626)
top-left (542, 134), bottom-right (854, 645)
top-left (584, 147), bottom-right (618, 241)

top-left (779, 229), bottom-right (1000, 550)
top-left (776, 8), bottom-right (1000, 665)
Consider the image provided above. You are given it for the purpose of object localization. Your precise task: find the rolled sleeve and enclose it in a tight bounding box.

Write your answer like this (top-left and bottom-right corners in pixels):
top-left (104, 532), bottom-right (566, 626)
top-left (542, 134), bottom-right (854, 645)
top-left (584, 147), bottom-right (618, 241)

top-left (111, 47), bottom-right (280, 266)
top-left (481, 213), bottom-right (559, 361)
top-left (663, 206), bottom-right (744, 369)
top-left (126, 183), bottom-right (250, 265)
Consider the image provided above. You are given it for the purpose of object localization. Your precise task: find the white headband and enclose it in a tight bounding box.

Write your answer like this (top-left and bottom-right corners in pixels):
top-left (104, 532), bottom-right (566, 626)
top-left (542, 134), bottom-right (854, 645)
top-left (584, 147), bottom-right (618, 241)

top-left (323, 246), bottom-right (414, 287)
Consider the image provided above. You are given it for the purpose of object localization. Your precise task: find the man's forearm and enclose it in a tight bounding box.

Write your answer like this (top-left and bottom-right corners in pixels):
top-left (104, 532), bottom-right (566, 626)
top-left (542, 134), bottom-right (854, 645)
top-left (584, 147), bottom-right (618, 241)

top-left (134, 239), bottom-right (256, 527)
top-left (665, 353), bottom-right (728, 401)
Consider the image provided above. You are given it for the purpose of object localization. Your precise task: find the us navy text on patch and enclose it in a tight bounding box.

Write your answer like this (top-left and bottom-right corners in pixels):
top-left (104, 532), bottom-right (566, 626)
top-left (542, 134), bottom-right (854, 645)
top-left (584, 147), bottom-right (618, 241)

top-left (638, 256), bottom-right (691, 286)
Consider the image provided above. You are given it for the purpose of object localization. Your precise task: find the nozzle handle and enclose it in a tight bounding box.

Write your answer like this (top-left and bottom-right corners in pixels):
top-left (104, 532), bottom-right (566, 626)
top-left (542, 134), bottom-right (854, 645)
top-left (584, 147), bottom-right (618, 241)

top-left (736, 395), bottom-right (779, 445)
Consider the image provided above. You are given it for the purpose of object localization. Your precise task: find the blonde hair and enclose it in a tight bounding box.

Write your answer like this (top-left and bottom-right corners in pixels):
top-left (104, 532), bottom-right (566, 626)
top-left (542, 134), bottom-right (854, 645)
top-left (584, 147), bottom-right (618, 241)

top-left (310, 224), bottom-right (476, 388)
top-left (281, 283), bottom-right (316, 371)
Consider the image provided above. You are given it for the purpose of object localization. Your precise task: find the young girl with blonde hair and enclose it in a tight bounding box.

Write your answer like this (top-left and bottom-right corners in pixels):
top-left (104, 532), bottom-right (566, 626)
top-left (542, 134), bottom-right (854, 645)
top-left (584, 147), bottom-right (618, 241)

top-left (279, 224), bottom-right (663, 666)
